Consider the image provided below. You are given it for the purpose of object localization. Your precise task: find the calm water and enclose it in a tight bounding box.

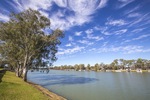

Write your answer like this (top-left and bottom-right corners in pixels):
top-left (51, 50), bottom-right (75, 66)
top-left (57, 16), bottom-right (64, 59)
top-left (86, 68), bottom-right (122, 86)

top-left (27, 70), bottom-right (150, 100)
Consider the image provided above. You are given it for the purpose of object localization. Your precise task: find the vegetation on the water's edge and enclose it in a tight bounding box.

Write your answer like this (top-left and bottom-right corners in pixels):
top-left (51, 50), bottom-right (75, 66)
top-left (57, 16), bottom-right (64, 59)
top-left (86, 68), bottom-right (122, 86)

top-left (0, 9), bottom-right (63, 81)
top-left (0, 71), bottom-right (50, 100)
top-left (53, 58), bottom-right (150, 72)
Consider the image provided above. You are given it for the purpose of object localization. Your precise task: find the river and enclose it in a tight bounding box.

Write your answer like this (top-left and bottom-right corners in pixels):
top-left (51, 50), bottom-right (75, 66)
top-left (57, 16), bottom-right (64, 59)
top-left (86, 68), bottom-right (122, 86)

top-left (27, 70), bottom-right (150, 100)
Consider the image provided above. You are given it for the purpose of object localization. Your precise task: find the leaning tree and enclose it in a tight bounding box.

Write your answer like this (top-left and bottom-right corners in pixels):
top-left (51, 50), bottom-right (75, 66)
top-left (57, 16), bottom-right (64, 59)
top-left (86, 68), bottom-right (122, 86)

top-left (0, 9), bottom-right (64, 81)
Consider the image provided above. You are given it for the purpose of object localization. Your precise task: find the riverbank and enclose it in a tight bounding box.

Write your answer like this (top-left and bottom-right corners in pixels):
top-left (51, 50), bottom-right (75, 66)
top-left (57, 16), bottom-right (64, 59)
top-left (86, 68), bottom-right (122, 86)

top-left (27, 81), bottom-right (66, 100)
top-left (0, 70), bottom-right (66, 100)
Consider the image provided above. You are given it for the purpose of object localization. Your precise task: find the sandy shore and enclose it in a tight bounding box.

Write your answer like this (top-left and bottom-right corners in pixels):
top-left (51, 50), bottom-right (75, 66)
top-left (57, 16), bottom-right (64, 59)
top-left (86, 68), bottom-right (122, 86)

top-left (27, 81), bottom-right (67, 100)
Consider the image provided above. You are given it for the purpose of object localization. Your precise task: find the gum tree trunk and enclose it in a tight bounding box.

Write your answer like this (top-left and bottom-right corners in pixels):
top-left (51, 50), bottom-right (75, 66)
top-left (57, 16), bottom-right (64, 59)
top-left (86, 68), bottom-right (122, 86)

top-left (23, 54), bottom-right (28, 81)
top-left (15, 67), bottom-right (19, 77)
top-left (23, 67), bottom-right (28, 81)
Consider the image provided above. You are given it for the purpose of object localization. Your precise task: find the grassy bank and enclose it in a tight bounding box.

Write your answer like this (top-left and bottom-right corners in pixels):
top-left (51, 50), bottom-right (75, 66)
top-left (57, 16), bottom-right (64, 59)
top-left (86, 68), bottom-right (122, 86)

top-left (0, 70), bottom-right (66, 100)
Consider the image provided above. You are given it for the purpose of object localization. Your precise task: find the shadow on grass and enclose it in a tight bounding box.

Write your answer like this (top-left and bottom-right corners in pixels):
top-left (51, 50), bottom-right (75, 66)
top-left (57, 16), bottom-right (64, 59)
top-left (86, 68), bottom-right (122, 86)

top-left (0, 69), bottom-right (6, 83)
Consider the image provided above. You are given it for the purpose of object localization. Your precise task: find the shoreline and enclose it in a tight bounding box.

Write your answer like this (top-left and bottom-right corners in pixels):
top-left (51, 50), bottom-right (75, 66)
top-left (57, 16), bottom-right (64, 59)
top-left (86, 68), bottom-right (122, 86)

top-left (27, 81), bottom-right (67, 100)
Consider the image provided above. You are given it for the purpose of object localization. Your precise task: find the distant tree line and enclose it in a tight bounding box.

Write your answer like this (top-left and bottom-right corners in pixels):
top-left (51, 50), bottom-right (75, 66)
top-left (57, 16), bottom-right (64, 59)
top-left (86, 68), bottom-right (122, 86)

top-left (52, 58), bottom-right (150, 71)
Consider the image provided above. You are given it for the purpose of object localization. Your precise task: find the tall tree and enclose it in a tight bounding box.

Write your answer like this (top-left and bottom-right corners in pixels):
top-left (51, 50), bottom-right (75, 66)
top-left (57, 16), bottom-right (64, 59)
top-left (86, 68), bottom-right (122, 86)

top-left (94, 63), bottom-right (99, 71)
top-left (135, 58), bottom-right (143, 69)
top-left (74, 64), bottom-right (79, 71)
top-left (86, 64), bottom-right (91, 71)
top-left (0, 9), bottom-right (64, 81)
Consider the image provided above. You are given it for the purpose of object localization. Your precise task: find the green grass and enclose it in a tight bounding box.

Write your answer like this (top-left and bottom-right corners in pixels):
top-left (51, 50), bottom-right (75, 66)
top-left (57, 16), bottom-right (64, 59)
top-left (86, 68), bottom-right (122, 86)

top-left (0, 68), bottom-right (3, 70)
top-left (0, 71), bottom-right (50, 100)
top-left (142, 70), bottom-right (148, 72)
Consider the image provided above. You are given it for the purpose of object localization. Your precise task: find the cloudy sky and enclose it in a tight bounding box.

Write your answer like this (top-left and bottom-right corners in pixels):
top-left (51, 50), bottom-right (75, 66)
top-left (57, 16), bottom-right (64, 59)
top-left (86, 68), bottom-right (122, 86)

top-left (0, 0), bottom-right (150, 66)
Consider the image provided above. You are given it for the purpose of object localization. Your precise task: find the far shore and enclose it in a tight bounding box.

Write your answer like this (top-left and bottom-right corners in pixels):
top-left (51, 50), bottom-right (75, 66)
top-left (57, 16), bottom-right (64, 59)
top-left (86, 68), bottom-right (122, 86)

top-left (49, 69), bottom-right (150, 73)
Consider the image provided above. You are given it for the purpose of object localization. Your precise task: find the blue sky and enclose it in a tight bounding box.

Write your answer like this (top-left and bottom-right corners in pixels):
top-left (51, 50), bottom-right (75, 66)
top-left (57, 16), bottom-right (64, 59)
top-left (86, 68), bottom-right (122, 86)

top-left (0, 0), bottom-right (150, 66)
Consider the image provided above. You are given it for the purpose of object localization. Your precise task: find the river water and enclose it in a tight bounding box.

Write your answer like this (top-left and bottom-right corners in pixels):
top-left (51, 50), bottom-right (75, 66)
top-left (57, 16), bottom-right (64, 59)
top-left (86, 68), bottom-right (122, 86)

top-left (27, 70), bottom-right (150, 100)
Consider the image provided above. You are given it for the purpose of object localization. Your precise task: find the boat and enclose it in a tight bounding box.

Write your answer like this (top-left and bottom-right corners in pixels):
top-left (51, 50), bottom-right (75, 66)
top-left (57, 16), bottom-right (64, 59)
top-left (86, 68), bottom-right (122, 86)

top-left (136, 69), bottom-right (142, 73)
top-left (115, 70), bottom-right (122, 72)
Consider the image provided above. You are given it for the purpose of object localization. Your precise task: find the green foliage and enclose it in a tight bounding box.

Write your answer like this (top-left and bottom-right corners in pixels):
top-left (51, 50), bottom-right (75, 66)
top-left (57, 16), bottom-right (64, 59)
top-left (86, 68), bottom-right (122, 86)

top-left (94, 63), bottom-right (99, 71)
top-left (86, 64), bottom-right (91, 70)
top-left (74, 64), bottom-right (80, 71)
top-left (0, 9), bottom-right (64, 80)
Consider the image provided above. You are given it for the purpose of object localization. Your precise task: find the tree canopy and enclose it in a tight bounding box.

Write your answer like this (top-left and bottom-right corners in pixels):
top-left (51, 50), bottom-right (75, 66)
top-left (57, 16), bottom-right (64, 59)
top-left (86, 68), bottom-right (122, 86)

top-left (0, 9), bottom-right (64, 81)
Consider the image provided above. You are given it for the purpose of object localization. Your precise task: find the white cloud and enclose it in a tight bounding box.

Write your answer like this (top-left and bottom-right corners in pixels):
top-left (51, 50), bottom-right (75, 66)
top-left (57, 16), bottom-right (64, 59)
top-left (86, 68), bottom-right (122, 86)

top-left (94, 26), bottom-right (113, 35)
top-left (3, 0), bottom-right (108, 30)
top-left (122, 34), bottom-right (150, 44)
top-left (50, 0), bottom-right (108, 30)
top-left (94, 26), bottom-right (111, 35)
top-left (90, 45), bottom-right (150, 54)
top-left (57, 46), bottom-right (85, 55)
top-left (67, 0), bottom-right (107, 16)
top-left (123, 40), bottom-right (131, 43)
top-left (20, 0), bottom-right (52, 10)
top-left (106, 19), bottom-right (127, 26)
top-left (124, 5), bottom-right (141, 15)
top-left (117, 0), bottom-right (135, 9)
top-left (50, 14), bottom-right (72, 30)
top-left (89, 48), bottom-right (96, 51)
top-left (131, 28), bottom-right (146, 33)
top-left (94, 26), bottom-right (108, 33)
top-left (132, 34), bottom-right (150, 40)
top-left (85, 29), bottom-right (104, 41)
top-left (78, 40), bottom-right (94, 45)
top-left (53, 0), bottom-right (68, 8)
top-left (97, 26), bottom-right (127, 36)
top-left (68, 36), bottom-right (73, 41)
top-left (127, 13), bottom-right (141, 18)
top-left (128, 13), bottom-right (150, 27)
top-left (114, 29), bottom-right (127, 35)
top-left (0, 13), bottom-right (9, 22)
top-left (87, 35), bottom-right (104, 41)
top-left (6, 0), bottom-right (23, 12)
top-left (102, 42), bottom-right (108, 47)
top-left (102, 32), bottom-right (111, 35)
top-left (85, 29), bottom-right (93, 34)
top-left (7, 0), bottom-right (52, 13)
top-left (98, 0), bottom-right (108, 8)
top-left (75, 31), bottom-right (82, 36)
top-left (65, 43), bottom-right (72, 47)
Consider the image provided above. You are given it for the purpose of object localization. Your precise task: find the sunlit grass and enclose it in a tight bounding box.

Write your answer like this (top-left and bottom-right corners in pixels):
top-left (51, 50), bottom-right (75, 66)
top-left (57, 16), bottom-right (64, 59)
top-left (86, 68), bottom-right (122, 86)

top-left (0, 68), bottom-right (3, 70)
top-left (0, 71), bottom-right (50, 100)
top-left (142, 70), bottom-right (148, 72)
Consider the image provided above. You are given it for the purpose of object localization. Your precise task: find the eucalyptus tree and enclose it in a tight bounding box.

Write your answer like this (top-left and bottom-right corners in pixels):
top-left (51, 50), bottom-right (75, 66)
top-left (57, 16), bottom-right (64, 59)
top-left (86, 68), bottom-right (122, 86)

top-left (110, 62), bottom-right (116, 70)
top-left (100, 62), bottom-right (105, 71)
top-left (135, 58), bottom-right (143, 69)
top-left (74, 64), bottom-right (79, 71)
top-left (0, 9), bottom-right (64, 81)
top-left (127, 60), bottom-right (134, 68)
top-left (86, 64), bottom-right (91, 71)
top-left (94, 63), bottom-right (99, 71)
top-left (79, 64), bottom-right (85, 71)
top-left (145, 60), bottom-right (150, 69)
top-left (111, 59), bottom-right (119, 70)
top-left (147, 60), bottom-right (150, 69)
top-left (119, 59), bottom-right (125, 69)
